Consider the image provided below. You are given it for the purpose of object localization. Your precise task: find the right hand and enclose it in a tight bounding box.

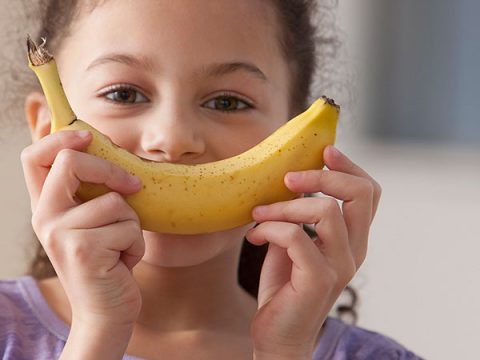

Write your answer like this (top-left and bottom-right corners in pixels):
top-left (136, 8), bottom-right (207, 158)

top-left (21, 129), bottom-right (145, 331)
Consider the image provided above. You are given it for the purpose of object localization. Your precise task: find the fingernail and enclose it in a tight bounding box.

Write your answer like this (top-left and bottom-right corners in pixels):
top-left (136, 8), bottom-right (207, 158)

top-left (128, 174), bottom-right (142, 187)
top-left (286, 171), bottom-right (302, 183)
top-left (253, 205), bottom-right (267, 217)
top-left (329, 146), bottom-right (341, 157)
top-left (77, 130), bottom-right (90, 139)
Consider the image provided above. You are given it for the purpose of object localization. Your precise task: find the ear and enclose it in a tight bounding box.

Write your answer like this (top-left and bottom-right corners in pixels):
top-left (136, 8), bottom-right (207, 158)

top-left (24, 91), bottom-right (51, 142)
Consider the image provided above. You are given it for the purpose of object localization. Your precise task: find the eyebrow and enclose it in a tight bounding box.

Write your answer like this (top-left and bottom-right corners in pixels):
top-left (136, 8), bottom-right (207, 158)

top-left (199, 62), bottom-right (268, 81)
top-left (86, 53), bottom-right (155, 72)
top-left (86, 53), bottom-right (267, 81)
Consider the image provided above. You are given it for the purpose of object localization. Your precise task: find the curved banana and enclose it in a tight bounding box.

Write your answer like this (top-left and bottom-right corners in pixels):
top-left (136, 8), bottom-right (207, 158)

top-left (27, 36), bottom-right (339, 234)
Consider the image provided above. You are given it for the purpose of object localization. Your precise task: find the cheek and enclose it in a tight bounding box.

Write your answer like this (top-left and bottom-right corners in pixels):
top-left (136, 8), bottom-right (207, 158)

top-left (224, 130), bottom-right (272, 157)
top-left (73, 110), bottom-right (142, 152)
top-left (237, 119), bottom-right (289, 155)
top-left (96, 123), bottom-right (140, 150)
top-left (209, 113), bottom-right (290, 161)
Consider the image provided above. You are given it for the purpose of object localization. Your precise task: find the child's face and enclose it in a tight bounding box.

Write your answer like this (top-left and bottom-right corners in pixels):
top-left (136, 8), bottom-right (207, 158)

top-left (52, 0), bottom-right (293, 265)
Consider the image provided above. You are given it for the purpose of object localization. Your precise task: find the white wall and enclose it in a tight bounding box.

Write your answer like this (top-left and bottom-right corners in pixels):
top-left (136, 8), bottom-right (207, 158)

top-left (1, 2), bottom-right (479, 360)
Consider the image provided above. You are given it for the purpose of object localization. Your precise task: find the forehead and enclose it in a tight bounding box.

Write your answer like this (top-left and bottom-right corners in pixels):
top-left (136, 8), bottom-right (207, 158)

top-left (58, 0), bottom-right (288, 88)
top-left (69, 0), bottom-right (281, 57)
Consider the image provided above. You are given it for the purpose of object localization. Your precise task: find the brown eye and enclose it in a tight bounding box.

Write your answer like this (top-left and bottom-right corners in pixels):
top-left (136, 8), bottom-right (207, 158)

top-left (204, 95), bottom-right (251, 112)
top-left (101, 85), bottom-right (148, 104)
top-left (112, 89), bottom-right (136, 103)
top-left (215, 96), bottom-right (237, 110)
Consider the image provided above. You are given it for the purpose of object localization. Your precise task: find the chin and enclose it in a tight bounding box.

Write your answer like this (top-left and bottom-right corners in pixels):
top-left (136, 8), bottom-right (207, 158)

top-left (140, 223), bottom-right (253, 267)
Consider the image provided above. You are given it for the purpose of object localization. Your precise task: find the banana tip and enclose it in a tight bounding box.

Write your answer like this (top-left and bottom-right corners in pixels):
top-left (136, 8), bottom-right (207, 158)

top-left (27, 35), bottom-right (53, 66)
top-left (321, 95), bottom-right (340, 111)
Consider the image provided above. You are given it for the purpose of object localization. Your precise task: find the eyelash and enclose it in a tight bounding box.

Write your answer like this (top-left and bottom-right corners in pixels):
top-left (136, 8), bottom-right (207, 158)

top-left (98, 84), bottom-right (149, 105)
top-left (202, 92), bottom-right (254, 113)
top-left (98, 85), bottom-right (254, 112)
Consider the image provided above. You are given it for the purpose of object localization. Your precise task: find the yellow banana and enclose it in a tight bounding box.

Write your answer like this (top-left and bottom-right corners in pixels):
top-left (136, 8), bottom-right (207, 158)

top-left (27, 36), bottom-right (339, 234)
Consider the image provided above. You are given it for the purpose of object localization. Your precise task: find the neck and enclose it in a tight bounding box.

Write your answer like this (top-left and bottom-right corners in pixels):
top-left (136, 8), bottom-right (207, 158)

top-left (37, 233), bottom-right (258, 336)
top-left (133, 240), bottom-right (257, 333)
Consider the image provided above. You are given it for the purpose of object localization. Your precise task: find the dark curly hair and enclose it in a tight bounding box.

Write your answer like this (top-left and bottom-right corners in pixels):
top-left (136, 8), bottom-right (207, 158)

top-left (12, 0), bottom-right (357, 324)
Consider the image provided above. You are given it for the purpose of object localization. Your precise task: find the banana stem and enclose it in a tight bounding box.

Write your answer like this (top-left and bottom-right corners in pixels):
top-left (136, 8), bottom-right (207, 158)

top-left (27, 36), bottom-right (76, 132)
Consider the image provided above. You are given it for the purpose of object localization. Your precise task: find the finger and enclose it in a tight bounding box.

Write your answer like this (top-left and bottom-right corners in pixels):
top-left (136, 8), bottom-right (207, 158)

top-left (21, 130), bottom-right (92, 211)
top-left (285, 168), bottom-right (374, 204)
top-left (283, 170), bottom-right (373, 266)
top-left (65, 220), bottom-right (144, 273)
top-left (62, 191), bottom-right (140, 229)
top-left (247, 221), bottom-right (356, 327)
top-left (323, 145), bottom-right (382, 218)
top-left (284, 170), bottom-right (373, 228)
top-left (39, 149), bottom-right (141, 215)
top-left (246, 221), bottom-right (326, 286)
top-left (252, 197), bottom-right (351, 265)
top-left (88, 220), bottom-right (145, 272)
top-left (285, 167), bottom-right (377, 220)
top-left (255, 243), bottom-right (292, 308)
top-left (247, 221), bottom-right (355, 305)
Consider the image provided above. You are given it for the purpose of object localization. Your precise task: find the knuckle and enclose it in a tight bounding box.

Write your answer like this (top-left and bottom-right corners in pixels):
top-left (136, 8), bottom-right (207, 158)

top-left (95, 192), bottom-right (140, 224)
top-left (285, 223), bottom-right (304, 239)
top-left (309, 169), bottom-right (324, 183)
top-left (359, 178), bottom-right (375, 199)
top-left (20, 145), bottom-right (35, 164)
top-left (30, 211), bottom-right (43, 234)
top-left (279, 203), bottom-right (292, 218)
top-left (125, 219), bottom-right (142, 235)
top-left (323, 198), bottom-right (340, 216)
top-left (129, 208), bottom-right (141, 224)
top-left (42, 234), bottom-right (59, 258)
top-left (132, 219), bottom-right (142, 233)
top-left (66, 235), bottom-right (92, 264)
top-left (54, 148), bottom-right (77, 168)
top-left (342, 258), bottom-right (357, 284)
top-left (106, 161), bottom-right (119, 182)
top-left (33, 220), bottom-right (60, 255)
top-left (60, 130), bottom-right (82, 143)
top-left (98, 192), bottom-right (133, 217)
top-left (53, 131), bottom-right (83, 151)
top-left (31, 213), bottom-right (53, 242)
top-left (102, 191), bottom-right (125, 208)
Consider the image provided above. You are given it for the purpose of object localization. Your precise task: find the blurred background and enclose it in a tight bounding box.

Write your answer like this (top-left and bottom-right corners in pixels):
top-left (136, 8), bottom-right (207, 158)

top-left (1, 1), bottom-right (479, 359)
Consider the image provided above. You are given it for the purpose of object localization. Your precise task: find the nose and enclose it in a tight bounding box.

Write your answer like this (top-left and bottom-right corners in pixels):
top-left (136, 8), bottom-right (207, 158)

top-left (139, 103), bottom-right (205, 163)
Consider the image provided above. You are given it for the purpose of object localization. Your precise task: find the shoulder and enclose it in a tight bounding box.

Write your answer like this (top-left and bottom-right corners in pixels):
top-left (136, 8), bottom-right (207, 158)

top-left (314, 317), bottom-right (424, 360)
top-left (0, 277), bottom-right (35, 357)
top-left (0, 277), bottom-right (30, 321)
top-left (0, 276), bottom-right (66, 359)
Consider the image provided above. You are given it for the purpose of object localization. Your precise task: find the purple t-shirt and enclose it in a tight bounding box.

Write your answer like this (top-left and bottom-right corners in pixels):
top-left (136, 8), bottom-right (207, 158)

top-left (0, 277), bottom-right (422, 359)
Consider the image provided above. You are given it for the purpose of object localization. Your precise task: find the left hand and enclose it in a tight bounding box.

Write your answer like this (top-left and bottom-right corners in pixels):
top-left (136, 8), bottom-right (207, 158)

top-left (246, 145), bottom-right (381, 359)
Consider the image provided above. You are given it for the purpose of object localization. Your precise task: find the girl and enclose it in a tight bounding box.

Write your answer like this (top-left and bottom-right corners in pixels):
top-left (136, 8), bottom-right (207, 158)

top-left (1, 0), bottom-right (421, 359)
